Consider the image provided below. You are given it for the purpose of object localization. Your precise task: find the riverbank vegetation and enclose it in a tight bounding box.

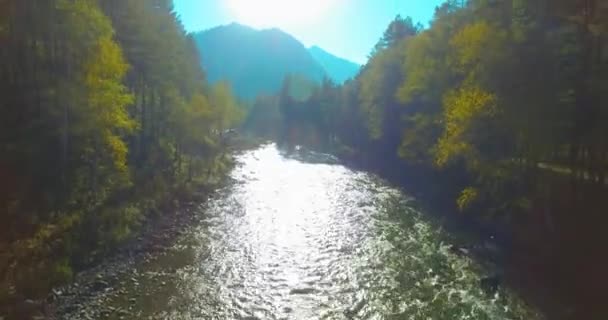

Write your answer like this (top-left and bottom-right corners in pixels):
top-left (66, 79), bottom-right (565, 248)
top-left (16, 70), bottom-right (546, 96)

top-left (244, 0), bottom-right (608, 316)
top-left (0, 0), bottom-right (243, 303)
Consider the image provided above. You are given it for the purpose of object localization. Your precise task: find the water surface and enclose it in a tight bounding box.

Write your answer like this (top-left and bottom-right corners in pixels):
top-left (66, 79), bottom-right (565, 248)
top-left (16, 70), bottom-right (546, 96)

top-left (75, 144), bottom-right (539, 319)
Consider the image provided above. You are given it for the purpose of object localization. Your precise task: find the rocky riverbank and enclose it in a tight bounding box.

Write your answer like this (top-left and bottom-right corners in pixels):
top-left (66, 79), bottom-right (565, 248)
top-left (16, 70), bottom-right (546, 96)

top-left (51, 200), bottom-right (203, 319)
top-left (1, 177), bottom-right (235, 320)
top-left (1, 138), bottom-right (265, 320)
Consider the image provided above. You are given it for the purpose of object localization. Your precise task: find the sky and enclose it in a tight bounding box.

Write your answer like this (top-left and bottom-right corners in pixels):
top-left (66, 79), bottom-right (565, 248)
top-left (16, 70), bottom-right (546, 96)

top-left (173, 0), bottom-right (445, 64)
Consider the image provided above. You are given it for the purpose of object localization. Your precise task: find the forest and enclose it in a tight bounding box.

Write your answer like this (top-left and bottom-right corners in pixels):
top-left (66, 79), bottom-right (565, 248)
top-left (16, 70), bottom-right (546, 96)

top-left (245, 0), bottom-right (608, 312)
top-left (2, 0), bottom-right (608, 318)
top-left (0, 0), bottom-right (242, 300)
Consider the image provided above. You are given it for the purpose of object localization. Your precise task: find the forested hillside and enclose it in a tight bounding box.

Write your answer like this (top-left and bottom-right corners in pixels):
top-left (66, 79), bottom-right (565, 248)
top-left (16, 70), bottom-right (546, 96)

top-left (245, 1), bottom-right (608, 313)
top-left (193, 23), bottom-right (326, 100)
top-left (308, 46), bottom-right (360, 84)
top-left (0, 0), bottom-right (242, 299)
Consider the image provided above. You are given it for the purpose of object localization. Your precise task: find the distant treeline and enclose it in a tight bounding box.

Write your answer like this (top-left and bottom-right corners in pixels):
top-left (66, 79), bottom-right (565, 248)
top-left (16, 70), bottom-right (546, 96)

top-left (0, 0), bottom-right (242, 298)
top-left (244, 0), bottom-right (608, 314)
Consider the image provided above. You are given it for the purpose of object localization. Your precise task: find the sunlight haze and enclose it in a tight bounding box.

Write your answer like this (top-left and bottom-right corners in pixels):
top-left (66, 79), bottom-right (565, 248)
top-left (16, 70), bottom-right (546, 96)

top-left (226, 0), bottom-right (340, 28)
top-left (173, 0), bottom-right (445, 63)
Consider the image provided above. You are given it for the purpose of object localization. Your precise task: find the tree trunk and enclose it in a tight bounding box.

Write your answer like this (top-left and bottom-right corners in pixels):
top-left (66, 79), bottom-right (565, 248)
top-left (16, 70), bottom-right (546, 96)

top-left (188, 155), bottom-right (193, 182)
top-left (140, 81), bottom-right (146, 163)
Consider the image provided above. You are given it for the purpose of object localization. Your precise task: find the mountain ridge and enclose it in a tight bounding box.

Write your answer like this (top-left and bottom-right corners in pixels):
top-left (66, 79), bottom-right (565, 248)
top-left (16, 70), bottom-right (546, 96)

top-left (193, 23), bottom-right (325, 100)
top-left (308, 45), bottom-right (361, 84)
top-left (193, 23), bottom-right (360, 100)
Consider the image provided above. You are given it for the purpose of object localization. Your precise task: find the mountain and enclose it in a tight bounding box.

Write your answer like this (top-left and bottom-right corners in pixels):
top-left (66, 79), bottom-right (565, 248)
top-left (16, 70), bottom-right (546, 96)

top-left (193, 23), bottom-right (326, 100)
top-left (308, 46), bottom-right (360, 84)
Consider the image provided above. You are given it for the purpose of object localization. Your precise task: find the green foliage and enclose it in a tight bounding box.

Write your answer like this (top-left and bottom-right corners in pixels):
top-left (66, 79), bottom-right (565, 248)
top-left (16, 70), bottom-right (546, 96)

top-left (370, 15), bottom-right (421, 57)
top-left (398, 113), bottom-right (440, 164)
top-left (209, 82), bottom-right (245, 131)
top-left (243, 95), bottom-right (281, 139)
top-left (84, 36), bottom-right (136, 169)
top-left (53, 258), bottom-right (74, 280)
top-left (359, 42), bottom-right (406, 139)
top-left (457, 187), bottom-right (479, 211)
top-left (0, 0), bottom-right (244, 299)
top-left (262, 0), bottom-right (608, 218)
top-left (435, 86), bottom-right (497, 168)
top-left (449, 21), bottom-right (508, 78)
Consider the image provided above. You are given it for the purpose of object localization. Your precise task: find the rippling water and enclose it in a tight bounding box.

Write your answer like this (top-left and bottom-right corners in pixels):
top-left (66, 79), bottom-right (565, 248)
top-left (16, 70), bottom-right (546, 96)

top-left (83, 144), bottom-right (539, 319)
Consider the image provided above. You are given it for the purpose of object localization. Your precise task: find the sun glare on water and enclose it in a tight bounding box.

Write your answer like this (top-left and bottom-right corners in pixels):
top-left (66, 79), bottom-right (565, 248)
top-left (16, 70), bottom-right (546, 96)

top-left (225, 0), bottom-right (337, 28)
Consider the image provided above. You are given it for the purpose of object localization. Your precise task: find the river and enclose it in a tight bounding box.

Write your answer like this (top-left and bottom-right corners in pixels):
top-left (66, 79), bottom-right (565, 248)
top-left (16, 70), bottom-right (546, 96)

top-left (59, 144), bottom-right (540, 319)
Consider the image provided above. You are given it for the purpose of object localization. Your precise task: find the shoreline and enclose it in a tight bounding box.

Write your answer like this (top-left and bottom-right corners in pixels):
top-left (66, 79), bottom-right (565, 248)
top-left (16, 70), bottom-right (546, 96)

top-left (8, 140), bottom-right (589, 319)
top-left (2, 138), bottom-right (263, 320)
top-left (45, 142), bottom-right (263, 319)
top-left (3, 162), bottom-right (239, 319)
top-left (50, 199), bottom-right (204, 318)
top-left (28, 186), bottom-right (220, 320)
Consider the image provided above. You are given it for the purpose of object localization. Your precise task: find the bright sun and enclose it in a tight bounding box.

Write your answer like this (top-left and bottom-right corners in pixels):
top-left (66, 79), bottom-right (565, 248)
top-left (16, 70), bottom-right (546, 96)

top-left (226, 0), bottom-right (336, 28)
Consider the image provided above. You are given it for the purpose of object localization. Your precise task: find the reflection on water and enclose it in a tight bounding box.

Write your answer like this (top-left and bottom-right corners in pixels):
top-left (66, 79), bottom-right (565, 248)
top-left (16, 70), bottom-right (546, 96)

top-left (93, 144), bottom-right (539, 319)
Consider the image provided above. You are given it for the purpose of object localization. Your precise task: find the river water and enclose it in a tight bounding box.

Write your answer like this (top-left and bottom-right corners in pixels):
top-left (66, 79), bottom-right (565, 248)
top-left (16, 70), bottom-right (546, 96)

top-left (70, 144), bottom-right (540, 319)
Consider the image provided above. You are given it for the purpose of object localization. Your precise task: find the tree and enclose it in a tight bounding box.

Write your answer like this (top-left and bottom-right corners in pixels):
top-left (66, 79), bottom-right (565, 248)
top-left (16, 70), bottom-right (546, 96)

top-left (1, 0), bottom-right (245, 301)
top-left (370, 15), bottom-right (420, 57)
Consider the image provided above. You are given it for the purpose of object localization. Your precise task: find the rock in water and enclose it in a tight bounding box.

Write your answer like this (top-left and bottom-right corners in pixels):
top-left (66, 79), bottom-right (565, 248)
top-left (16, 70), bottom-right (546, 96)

top-left (289, 287), bottom-right (317, 295)
top-left (92, 279), bottom-right (109, 291)
top-left (344, 299), bottom-right (366, 318)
